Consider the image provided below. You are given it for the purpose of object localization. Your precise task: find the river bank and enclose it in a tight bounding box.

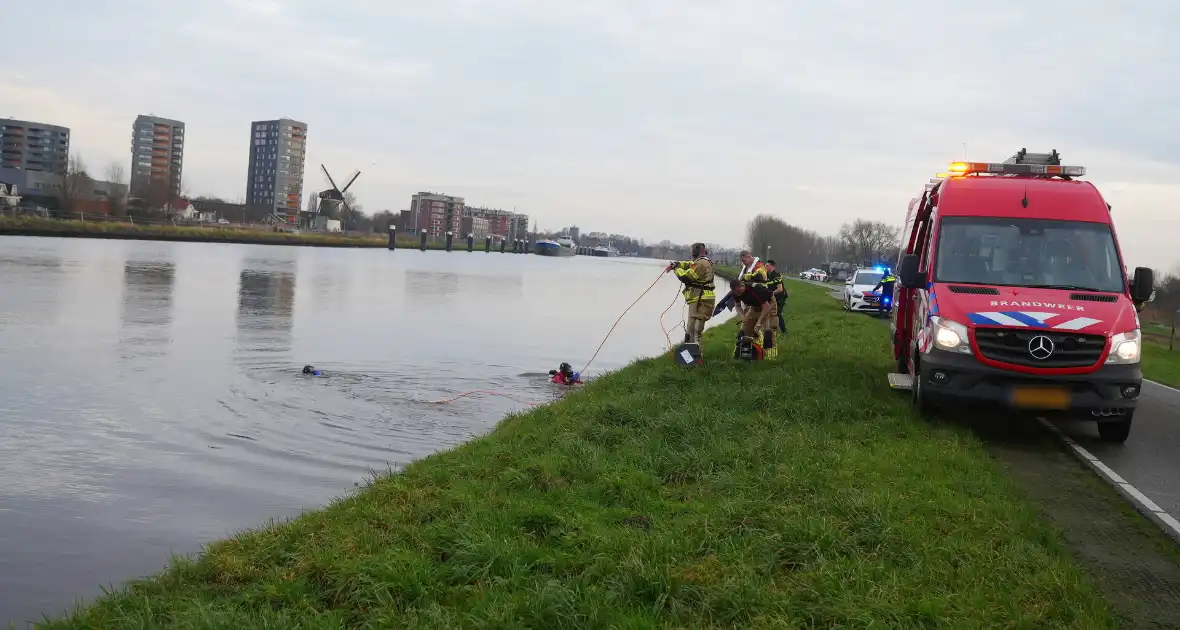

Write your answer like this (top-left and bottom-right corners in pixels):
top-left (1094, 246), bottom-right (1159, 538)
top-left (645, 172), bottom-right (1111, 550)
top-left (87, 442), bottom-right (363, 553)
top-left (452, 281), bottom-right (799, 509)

top-left (0, 216), bottom-right (450, 250)
top-left (44, 280), bottom-right (1122, 628)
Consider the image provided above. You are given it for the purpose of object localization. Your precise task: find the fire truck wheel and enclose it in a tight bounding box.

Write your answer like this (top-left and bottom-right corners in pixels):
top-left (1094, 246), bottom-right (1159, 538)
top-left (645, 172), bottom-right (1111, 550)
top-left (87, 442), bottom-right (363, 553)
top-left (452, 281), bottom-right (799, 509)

top-left (912, 358), bottom-right (936, 417)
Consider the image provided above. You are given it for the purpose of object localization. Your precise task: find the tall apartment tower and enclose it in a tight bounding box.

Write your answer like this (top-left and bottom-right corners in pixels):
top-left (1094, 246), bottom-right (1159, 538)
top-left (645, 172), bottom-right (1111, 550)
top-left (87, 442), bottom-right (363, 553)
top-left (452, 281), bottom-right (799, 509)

top-left (246, 118), bottom-right (307, 223)
top-left (130, 115), bottom-right (185, 201)
top-left (0, 118), bottom-right (70, 177)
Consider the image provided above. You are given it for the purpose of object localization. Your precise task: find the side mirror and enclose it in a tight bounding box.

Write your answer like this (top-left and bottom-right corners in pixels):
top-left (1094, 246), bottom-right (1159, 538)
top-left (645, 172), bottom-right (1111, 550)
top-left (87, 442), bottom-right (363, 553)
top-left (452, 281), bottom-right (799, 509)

top-left (898, 254), bottom-right (923, 289)
top-left (1130, 267), bottom-right (1154, 304)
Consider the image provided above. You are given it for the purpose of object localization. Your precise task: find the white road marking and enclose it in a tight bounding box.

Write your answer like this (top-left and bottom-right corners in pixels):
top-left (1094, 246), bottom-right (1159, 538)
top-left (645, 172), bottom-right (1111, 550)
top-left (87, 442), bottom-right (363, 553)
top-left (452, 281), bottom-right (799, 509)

top-left (1037, 417), bottom-right (1180, 545)
top-left (819, 277), bottom-right (1180, 541)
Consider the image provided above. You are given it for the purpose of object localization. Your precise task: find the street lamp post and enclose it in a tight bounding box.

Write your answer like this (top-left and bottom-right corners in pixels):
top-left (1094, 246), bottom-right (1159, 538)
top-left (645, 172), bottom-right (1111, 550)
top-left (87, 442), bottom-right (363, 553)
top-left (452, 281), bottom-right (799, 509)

top-left (765, 244), bottom-right (771, 263)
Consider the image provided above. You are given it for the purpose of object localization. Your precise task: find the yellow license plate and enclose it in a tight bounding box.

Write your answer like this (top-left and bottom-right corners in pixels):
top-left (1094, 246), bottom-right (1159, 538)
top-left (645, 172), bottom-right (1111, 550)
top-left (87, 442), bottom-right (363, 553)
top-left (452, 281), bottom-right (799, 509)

top-left (1011, 386), bottom-right (1071, 410)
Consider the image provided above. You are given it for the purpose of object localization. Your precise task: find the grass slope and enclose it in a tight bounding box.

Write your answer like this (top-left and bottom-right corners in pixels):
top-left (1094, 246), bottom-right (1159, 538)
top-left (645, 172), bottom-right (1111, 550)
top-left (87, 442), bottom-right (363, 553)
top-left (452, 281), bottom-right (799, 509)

top-left (1143, 343), bottom-right (1180, 389)
top-left (44, 281), bottom-right (1115, 628)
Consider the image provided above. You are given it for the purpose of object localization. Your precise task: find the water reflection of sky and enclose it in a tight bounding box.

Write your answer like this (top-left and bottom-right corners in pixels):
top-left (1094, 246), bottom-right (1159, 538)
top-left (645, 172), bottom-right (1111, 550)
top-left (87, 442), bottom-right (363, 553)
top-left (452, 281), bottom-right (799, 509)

top-left (0, 238), bottom-right (701, 624)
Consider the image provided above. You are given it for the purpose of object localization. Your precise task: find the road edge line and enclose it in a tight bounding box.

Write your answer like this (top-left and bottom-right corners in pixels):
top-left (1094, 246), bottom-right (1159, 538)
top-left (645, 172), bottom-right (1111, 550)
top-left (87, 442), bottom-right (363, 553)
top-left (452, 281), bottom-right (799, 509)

top-left (1037, 417), bottom-right (1180, 546)
top-left (1146, 379), bottom-right (1180, 395)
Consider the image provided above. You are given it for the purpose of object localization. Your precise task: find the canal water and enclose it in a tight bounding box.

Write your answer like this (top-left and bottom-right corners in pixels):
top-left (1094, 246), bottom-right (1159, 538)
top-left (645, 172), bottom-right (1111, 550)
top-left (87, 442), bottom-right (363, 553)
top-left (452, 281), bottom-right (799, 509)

top-left (0, 236), bottom-right (715, 625)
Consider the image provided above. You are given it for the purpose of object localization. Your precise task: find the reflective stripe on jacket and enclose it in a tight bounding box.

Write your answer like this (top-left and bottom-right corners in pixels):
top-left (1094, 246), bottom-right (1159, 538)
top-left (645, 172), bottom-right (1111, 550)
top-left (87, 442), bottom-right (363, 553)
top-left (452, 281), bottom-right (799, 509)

top-left (674, 257), bottom-right (716, 304)
top-left (741, 261), bottom-right (769, 286)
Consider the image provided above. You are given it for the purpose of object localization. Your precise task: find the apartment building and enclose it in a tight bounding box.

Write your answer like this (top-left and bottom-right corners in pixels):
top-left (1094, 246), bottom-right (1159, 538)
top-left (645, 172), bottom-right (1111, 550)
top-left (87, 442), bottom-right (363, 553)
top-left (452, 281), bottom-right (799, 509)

top-left (0, 118), bottom-right (70, 177)
top-left (465, 206), bottom-right (529, 242)
top-left (246, 118), bottom-right (308, 223)
top-left (460, 215), bottom-right (490, 241)
top-left (130, 115), bottom-right (185, 200)
top-left (409, 192), bottom-right (465, 237)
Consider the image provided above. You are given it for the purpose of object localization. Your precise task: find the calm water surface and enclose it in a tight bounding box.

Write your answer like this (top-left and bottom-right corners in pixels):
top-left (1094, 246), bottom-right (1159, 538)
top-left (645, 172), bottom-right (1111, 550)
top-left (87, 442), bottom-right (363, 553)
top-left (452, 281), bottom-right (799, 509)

top-left (0, 236), bottom-right (707, 625)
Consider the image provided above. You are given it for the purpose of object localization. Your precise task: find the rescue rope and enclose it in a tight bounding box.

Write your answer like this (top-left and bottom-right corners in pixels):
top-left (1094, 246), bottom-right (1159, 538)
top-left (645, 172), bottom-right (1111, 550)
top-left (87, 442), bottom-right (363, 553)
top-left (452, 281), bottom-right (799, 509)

top-left (427, 390), bottom-right (542, 406)
top-left (430, 266), bottom-right (670, 405)
top-left (659, 286), bottom-right (683, 354)
top-left (575, 267), bottom-right (669, 376)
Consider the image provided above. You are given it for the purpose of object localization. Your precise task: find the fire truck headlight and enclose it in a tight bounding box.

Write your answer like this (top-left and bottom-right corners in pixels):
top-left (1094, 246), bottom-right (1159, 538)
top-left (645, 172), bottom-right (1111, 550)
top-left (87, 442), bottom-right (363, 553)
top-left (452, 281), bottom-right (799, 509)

top-left (931, 317), bottom-right (971, 354)
top-left (1106, 329), bottom-right (1142, 364)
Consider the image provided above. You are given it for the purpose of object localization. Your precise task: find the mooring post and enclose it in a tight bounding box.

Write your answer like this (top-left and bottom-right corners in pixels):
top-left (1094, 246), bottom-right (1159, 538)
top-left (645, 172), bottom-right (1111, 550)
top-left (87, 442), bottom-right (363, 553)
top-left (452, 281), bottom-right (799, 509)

top-left (466, 233), bottom-right (474, 252)
top-left (419, 229), bottom-right (427, 251)
top-left (500, 239), bottom-right (506, 254)
top-left (485, 235), bottom-right (492, 252)
top-left (445, 231), bottom-right (453, 252)
top-left (524, 239), bottom-right (531, 254)
top-left (387, 226), bottom-right (397, 250)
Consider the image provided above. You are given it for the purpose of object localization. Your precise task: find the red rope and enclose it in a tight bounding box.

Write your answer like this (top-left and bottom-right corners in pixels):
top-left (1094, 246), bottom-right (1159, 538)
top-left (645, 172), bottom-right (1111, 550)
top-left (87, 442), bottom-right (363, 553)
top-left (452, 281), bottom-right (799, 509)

top-left (429, 390), bottom-right (542, 406)
top-left (659, 286), bottom-right (683, 355)
top-left (575, 266), bottom-right (668, 376)
top-left (431, 266), bottom-right (670, 405)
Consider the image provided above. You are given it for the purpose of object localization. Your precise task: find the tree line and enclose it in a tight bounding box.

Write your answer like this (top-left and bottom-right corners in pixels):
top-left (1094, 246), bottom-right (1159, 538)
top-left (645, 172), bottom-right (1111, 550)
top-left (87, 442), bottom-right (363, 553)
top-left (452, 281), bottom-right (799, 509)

top-left (746, 214), bottom-right (901, 272)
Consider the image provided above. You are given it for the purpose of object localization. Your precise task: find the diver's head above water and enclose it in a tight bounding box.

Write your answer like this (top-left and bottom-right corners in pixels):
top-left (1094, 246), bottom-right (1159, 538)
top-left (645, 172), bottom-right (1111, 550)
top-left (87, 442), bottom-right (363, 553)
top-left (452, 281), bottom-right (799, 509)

top-left (302, 365), bottom-right (323, 376)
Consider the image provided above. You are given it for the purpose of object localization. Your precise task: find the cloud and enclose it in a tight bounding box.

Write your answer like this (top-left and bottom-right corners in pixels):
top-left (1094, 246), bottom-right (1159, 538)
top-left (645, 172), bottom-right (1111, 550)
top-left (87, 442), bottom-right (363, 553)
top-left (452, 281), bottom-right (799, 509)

top-left (1, 0), bottom-right (1177, 268)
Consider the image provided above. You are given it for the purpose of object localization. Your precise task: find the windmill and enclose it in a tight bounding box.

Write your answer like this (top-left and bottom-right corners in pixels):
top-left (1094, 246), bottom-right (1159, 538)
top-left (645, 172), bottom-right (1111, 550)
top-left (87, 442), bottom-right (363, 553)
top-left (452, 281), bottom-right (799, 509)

top-left (317, 164), bottom-right (361, 231)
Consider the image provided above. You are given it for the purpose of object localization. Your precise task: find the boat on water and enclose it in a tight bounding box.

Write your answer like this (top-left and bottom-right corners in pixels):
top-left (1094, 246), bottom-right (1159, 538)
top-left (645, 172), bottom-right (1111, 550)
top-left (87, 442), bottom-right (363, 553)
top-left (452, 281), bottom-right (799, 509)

top-left (534, 237), bottom-right (577, 257)
top-left (591, 243), bottom-right (620, 257)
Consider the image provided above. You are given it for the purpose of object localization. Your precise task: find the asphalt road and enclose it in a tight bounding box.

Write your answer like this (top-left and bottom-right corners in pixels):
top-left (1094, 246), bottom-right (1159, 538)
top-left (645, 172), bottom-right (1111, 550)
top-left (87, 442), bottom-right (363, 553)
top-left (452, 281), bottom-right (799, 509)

top-left (806, 278), bottom-right (1180, 518)
top-left (1052, 381), bottom-right (1180, 517)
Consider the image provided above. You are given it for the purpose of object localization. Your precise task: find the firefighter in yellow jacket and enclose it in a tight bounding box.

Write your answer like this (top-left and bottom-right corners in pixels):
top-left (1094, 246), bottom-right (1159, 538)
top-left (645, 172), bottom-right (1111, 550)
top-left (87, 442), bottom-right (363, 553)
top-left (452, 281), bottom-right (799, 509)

top-left (666, 242), bottom-right (715, 345)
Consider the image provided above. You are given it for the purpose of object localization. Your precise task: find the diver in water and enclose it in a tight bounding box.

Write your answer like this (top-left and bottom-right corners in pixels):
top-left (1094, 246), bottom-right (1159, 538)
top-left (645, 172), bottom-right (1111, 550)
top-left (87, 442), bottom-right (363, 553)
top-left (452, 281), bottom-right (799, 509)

top-left (302, 365), bottom-right (324, 376)
top-left (548, 362), bottom-right (583, 385)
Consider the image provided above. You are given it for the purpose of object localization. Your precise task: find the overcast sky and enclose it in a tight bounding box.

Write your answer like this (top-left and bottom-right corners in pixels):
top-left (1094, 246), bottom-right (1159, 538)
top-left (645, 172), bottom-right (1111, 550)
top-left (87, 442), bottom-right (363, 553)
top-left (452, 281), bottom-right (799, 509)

top-left (3, 0), bottom-right (1177, 267)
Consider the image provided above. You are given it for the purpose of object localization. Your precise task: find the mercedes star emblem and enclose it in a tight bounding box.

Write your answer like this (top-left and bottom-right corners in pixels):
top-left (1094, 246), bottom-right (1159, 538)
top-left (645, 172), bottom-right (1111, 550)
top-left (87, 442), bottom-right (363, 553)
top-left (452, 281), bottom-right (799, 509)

top-left (1027, 335), bottom-right (1055, 360)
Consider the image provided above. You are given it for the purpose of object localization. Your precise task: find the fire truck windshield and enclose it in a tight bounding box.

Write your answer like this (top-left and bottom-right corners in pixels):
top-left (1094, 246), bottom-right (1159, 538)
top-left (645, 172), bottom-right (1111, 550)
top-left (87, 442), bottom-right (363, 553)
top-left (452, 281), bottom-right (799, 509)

top-left (934, 216), bottom-right (1125, 293)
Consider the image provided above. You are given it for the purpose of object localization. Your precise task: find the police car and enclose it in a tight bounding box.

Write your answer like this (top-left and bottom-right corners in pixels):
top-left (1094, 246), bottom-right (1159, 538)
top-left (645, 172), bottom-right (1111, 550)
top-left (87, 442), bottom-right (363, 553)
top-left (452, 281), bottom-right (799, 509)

top-left (843, 267), bottom-right (889, 313)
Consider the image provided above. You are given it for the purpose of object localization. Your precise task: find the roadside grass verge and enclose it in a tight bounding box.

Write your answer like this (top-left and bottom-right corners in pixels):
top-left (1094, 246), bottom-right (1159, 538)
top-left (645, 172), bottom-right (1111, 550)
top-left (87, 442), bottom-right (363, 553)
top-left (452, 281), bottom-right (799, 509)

top-left (1143, 342), bottom-right (1180, 389)
top-left (43, 281), bottom-right (1115, 628)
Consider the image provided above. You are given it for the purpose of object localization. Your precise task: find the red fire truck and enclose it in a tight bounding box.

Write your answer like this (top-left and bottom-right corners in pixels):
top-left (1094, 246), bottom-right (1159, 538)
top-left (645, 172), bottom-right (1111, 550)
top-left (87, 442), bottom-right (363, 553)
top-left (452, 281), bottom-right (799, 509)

top-left (888, 149), bottom-right (1155, 442)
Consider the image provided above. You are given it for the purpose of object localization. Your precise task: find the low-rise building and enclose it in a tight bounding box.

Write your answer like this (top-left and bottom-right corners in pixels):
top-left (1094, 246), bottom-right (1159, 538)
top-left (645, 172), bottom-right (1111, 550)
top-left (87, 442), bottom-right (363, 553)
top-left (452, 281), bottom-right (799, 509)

top-left (460, 215), bottom-right (490, 241)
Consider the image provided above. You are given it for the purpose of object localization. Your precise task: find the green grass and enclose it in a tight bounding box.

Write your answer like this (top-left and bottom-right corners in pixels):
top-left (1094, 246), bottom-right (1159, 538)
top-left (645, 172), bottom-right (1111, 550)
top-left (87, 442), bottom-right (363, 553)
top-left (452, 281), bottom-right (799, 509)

top-left (42, 281), bottom-right (1115, 628)
top-left (0, 216), bottom-right (461, 250)
top-left (1143, 342), bottom-right (1180, 389)
top-left (713, 264), bottom-right (740, 280)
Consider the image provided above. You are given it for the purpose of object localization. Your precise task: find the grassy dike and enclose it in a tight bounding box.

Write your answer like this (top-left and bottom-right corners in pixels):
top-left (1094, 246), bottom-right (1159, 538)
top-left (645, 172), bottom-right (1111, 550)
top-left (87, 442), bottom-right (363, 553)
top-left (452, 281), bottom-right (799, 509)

top-left (1144, 343), bottom-right (1180, 389)
top-left (44, 281), bottom-right (1116, 628)
top-left (0, 216), bottom-right (449, 250)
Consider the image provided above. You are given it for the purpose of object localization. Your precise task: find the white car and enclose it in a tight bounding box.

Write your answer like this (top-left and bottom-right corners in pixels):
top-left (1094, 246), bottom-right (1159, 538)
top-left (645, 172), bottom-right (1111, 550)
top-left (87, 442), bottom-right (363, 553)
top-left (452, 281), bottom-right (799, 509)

top-left (843, 267), bottom-right (887, 313)
top-left (799, 268), bottom-right (828, 281)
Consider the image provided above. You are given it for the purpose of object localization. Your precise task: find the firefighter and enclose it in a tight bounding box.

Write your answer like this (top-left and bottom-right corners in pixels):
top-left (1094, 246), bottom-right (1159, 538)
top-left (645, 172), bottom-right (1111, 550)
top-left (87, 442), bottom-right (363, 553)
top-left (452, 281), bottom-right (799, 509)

top-left (738, 250), bottom-right (769, 287)
top-left (666, 242), bottom-right (715, 345)
top-left (729, 278), bottom-right (778, 359)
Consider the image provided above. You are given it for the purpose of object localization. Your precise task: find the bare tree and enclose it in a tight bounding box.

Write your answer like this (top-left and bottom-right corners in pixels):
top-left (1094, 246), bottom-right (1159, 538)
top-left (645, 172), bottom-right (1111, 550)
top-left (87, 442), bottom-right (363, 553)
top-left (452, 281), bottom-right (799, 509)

top-left (838, 219), bottom-right (902, 266)
top-left (342, 191), bottom-right (362, 216)
top-left (60, 155), bottom-right (91, 215)
top-left (745, 214), bottom-right (830, 272)
top-left (305, 190), bottom-right (319, 214)
top-left (104, 161), bottom-right (128, 217)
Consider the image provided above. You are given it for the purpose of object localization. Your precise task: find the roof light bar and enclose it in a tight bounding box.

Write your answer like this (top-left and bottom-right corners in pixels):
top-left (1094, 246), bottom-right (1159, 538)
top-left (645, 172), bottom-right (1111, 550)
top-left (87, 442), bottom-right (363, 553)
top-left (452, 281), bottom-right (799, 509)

top-left (947, 161), bottom-right (1085, 177)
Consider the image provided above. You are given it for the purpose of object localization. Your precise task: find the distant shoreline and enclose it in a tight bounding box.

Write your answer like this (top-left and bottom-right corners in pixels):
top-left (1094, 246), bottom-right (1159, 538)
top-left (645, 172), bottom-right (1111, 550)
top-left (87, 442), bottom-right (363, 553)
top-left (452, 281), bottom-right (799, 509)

top-left (0, 217), bottom-right (479, 251)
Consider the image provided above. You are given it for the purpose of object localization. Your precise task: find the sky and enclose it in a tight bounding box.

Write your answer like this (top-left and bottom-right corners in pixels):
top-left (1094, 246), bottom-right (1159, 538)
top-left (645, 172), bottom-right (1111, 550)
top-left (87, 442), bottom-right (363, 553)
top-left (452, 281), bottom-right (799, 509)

top-left (2, 0), bottom-right (1178, 269)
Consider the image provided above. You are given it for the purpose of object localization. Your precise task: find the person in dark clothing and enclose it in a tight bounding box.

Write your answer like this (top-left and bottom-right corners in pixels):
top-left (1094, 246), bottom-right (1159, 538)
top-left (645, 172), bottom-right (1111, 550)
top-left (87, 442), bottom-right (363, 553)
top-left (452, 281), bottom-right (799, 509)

top-left (765, 260), bottom-right (787, 334)
top-left (730, 278), bottom-right (778, 359)
top-left (872, 269), bottom-right (897, 314)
